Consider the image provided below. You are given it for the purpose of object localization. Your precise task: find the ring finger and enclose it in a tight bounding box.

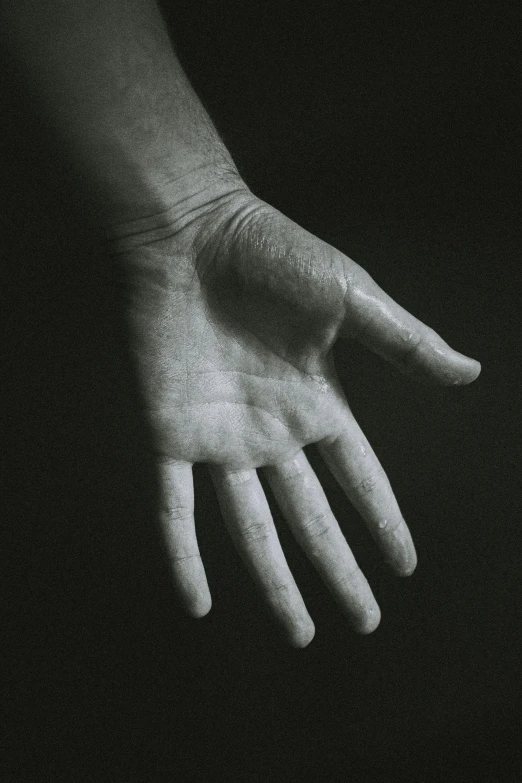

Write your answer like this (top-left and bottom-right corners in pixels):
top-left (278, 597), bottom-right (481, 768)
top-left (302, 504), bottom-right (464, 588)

top-left (264, 451), bottom-right (381, 634)
top-left (210, 465), bottom-right (315, 648)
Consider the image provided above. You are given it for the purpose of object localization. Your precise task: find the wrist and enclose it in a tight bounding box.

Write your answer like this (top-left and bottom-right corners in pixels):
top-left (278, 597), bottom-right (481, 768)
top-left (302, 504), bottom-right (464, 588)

top-left (103, 161), bottom-right (248, 254)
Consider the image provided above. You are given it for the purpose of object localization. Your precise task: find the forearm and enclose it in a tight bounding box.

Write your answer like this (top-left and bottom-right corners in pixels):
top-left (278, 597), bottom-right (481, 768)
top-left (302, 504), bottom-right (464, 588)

top-left (1, 0), bottom-right (240, 228)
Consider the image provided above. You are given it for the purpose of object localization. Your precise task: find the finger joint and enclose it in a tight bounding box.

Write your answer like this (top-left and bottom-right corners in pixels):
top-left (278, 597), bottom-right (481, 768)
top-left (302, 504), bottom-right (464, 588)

top-left (163, 506), bottom-right (193, 524)
top-left (354, 472), bottom-right (383, 497)
top-left (300, 512), bottom-right (333, 540)
top-left (238, 520), bottom-right (273, 543)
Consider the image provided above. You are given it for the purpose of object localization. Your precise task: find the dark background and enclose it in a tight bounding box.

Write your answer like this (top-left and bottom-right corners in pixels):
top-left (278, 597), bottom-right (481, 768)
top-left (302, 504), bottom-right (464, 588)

top-left (1, 1), bottom-right (520, 780)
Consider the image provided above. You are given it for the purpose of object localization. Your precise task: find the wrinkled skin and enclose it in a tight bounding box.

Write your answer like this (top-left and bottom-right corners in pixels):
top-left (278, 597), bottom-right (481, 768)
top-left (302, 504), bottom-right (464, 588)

top-left (112, 182), bottom-right (480, 647)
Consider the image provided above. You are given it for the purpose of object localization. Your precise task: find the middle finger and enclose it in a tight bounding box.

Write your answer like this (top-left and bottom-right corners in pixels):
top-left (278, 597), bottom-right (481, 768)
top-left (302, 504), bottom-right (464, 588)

top-left (210, 465), bottom-right (315, 647)
top-left (264, 451), bottom-right (381, 634)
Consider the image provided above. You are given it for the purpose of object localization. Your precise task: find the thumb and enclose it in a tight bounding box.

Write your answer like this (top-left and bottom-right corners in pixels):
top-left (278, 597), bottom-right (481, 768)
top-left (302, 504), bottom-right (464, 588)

top-left (341, 261), bottom-right (481, 385)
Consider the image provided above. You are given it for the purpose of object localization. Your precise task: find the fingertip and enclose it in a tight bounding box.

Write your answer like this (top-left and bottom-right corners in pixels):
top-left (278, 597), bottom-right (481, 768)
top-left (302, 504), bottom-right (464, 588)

top-left (431, 341), bottom-right (480, 385)
top-left (435, 345), bottom-right (482, 386)
top-left (354, 602), bottom-right (381, 635)
top-left (405, 340), bottom-right (482, 386)
top-left (288, 618), bottom-right (316, 648)
top-left (185, 591), bottom-right (212, 619)
top-left (355, 607), bottom-right (381, 636)
top-left (392, 553), bottom-right (417, 578)
top-left (453, 355), bottom-right (481, 385)
top-left (386, 527), bottom-right (418, 577)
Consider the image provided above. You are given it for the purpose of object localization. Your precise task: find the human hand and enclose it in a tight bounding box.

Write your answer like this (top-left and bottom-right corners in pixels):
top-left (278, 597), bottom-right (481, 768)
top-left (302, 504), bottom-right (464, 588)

top-left (114, 177), bottom-right (480, 647)
top-left (3, 0), bottom-right (480, 645)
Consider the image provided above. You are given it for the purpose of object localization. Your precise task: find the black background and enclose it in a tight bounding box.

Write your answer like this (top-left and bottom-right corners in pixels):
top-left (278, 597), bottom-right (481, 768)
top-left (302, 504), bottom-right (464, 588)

top-left (1, 1), bottom-right (520, 780)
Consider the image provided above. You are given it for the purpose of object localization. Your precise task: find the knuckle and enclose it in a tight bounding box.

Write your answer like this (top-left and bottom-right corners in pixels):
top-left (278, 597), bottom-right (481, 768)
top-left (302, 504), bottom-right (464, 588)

top-left (266, 579), bottom-right (294, 597)
top-left (170, 552), bottom-right (201, 564)
top-left (360, 476), bottom-right (378, 495)
top-left (301, 512), bottom-right (333, 540)
top-left (163, 505), bottom-right (193, 524)
top-left (354, 471), bottom-right (384, 497)
top-left (239, 520), bottom-right (273, 543)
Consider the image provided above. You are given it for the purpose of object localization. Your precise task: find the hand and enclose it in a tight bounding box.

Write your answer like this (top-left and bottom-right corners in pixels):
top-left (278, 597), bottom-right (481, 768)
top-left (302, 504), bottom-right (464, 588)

top-left (115, 180), bottom-right (481, 647)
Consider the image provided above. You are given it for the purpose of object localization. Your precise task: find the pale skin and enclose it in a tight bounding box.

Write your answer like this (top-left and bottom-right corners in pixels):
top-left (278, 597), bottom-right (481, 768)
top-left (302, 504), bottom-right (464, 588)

top-left (2, 0), bottom-right (481, 646)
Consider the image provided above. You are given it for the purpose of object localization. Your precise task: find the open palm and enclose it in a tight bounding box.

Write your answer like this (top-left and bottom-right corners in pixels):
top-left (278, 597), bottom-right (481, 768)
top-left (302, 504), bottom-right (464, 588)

top-left (118, 187), bottom-right (480, 646)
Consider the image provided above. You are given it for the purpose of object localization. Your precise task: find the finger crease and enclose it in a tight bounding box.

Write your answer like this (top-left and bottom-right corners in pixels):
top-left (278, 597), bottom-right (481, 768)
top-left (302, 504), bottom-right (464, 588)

top-left (331, 566), bottom-right (362, 589)
top-left (353, 472), bottom-right (384, 496)
top-left (267, 581), bottom-right (294, 596)
top-left (170, 553), bottom-right (202, 563)
top-left (163, 509), bottom-right (193, 523)
top-left (300, 513), bottom-right (332, 539)
top-left (238, 522), bottom-right (272, 542)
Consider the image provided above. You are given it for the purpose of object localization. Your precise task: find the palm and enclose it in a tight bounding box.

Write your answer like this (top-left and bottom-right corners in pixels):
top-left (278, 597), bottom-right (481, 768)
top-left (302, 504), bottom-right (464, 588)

top-left (130, 195), bottom-right (350, 468)
top-left (176, 293), bottom-right (345, 468)
top-left (120, 189), bottom-right (481, 646)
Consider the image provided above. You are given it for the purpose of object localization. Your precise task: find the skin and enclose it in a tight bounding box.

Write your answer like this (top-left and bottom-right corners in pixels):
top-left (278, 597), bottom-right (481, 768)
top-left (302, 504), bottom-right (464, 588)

top-left (111, 177), bottom-right (481, 647)
top-left (2, 0), bottom-right (481, 645)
